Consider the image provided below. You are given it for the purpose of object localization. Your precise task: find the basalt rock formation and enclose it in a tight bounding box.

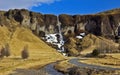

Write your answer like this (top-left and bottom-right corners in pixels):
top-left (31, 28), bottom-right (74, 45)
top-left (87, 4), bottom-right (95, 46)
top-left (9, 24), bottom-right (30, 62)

top-left (0, 9), bottom-right (120, 56)
top-left (0, 9), bottom-right (120, 38)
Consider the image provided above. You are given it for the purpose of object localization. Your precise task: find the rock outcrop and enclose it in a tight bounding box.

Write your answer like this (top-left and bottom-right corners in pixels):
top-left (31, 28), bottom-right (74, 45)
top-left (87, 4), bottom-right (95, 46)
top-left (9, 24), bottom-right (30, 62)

top-left (0, 9), bottom-right (120, 38)
top-left (0, 8), bottom-right (120, 56)
top-left (68, 67), bottom-right (120, 75)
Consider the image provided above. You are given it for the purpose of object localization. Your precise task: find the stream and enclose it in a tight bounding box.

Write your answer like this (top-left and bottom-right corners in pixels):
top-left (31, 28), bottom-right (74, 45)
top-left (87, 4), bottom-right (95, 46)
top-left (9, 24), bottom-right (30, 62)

top-left (43, 63), bottom-right (65, 75)
top-left (69, 58), bottom-right (120, 71)
top-left (42, 57), bottom-right (120, 75)
top-left (10, 58), bottom-right (120, 75)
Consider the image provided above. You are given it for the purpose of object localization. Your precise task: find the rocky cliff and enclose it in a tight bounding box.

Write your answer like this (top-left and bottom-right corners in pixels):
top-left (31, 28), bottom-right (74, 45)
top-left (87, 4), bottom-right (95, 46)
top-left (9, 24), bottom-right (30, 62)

top-left (0, 9), bottom-right (120, 56)
top-left (0, 9), bottom-right (120, 38)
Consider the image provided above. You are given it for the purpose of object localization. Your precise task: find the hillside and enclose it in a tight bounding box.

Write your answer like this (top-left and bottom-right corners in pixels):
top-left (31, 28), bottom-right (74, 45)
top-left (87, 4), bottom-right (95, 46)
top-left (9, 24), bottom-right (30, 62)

top-left (0, 26), bottom-right (65, 75)
top-left (0, 8), bottom-right (120, 38)
top-left (0, 8), bottom-right (120, 74)
top-left (98, 8), bottom-right (120, 15)
top-left (80, 34), bottom-right (119, 55)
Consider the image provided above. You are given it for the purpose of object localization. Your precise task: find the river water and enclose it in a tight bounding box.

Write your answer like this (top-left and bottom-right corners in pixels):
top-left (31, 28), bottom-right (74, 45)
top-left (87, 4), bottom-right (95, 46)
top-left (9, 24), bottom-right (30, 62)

top-left (43, 63), bottom-right (65, 75)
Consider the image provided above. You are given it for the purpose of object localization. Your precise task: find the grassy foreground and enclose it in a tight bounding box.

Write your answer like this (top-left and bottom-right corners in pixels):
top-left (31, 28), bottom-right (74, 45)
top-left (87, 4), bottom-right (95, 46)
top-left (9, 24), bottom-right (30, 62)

top-left (80, 53), bottom-right (120, 68)
top-left (54, 59), bottom-right (75, 73)
top-left (0, 26), bottom-right (65, 75)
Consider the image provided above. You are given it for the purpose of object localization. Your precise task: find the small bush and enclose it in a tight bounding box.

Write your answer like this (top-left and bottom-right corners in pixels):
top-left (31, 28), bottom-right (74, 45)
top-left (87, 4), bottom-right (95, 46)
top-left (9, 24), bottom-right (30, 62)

top-left (5, 43), bottom-right (11, 57)
top-left (21, 45), bottom-right (29, 59)
top-left (118, 44), bottom-right (120, 50)
top-left (0, 43), bottom-right (11, 58)
top-left (92, 49), bottom-right (100, 57)
top-left (0, 47), bottom-right (6, 58)
top-left (68, 30), bottom-right (72, 34)
top-left (39, 31), bottom-right (45, 37)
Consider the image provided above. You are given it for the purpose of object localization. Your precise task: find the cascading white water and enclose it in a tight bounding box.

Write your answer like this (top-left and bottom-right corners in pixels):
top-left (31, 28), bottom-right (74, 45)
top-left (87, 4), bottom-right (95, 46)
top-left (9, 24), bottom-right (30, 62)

top-left (57, 16), bottom-right (65, 52)
top-left (43, 16), bottom-right (66, 56)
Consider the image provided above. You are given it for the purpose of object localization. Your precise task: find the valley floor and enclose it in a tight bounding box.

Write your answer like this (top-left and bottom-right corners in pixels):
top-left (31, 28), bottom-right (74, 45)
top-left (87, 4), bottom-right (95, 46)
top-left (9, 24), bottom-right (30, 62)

top-left (80, 53), bottom-right (120, 68)
top-left (0, 27), bottom-right (66, 75)
top-left (1, 53), bottom-right (120, 75)
top-left (0, 49), bottom-right (65, 75)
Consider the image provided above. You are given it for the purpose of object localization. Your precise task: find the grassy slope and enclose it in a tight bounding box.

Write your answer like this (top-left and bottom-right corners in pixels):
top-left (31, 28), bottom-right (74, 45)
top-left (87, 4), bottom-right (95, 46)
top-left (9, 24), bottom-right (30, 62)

top-left (80, 34), bottom-right (119, 55)
top-left (0, 26), bottom-right (10, 46)
top-left (97, 8), bottom-right (120, 15)
top-left (80, 54), bottom-right (120, 68)
top-left (80, 34), bottom-right (120, 68)
top-left (0, 26), bottom-right (65, 75)
top-left (54, 60), bottom-right (74, 73)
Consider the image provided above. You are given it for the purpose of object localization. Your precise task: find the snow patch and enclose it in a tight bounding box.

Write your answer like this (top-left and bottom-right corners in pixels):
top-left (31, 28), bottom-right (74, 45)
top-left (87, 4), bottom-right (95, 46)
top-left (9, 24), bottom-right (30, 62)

top-left (76, 36), bottom-right (83, 39)
top-left (43, 17), bottom-right (66, 54)
top-left (80, 33), bottom-right (85, 36)
top-left (76, 32), bottom-right (85, 39)
top-left (45, 34), bottom-right (58, 43)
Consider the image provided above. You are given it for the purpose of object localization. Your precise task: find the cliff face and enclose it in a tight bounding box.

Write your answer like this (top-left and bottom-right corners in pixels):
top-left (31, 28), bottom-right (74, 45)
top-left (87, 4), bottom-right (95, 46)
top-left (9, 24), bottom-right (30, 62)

top-left (0, 9), bottom-right (120, 38)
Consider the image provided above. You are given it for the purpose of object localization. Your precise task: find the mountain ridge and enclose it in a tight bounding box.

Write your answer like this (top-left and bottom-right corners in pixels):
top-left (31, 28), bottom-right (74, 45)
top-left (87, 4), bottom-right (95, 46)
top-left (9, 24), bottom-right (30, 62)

top-left (0, 8), bottom-right (120, 38)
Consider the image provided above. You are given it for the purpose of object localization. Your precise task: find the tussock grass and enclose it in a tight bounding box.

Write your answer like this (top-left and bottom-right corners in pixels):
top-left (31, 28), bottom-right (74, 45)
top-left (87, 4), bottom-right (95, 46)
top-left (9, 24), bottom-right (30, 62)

top-left (80, 54), bottom-right (120, 68)
top-left (80, 34), bottom-right (119, 55)
top-left (98, 8), bottom-right (120, 15)
top-left (0, 26), bottom-right (10, 46)
top-left (64, 37), bottom-right (79, 56)
top-left (54, 60), bottom-right (74, 73)
top-left (0, 27), bottom-right (65, 75)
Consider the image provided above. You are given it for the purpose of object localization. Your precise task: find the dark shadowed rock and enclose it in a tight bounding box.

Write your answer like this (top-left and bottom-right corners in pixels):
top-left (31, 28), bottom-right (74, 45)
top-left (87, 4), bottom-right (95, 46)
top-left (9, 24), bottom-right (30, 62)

top-left (68, 67), bottom-right (88, 75)
top-left (44, 14), bottom-right (58, 33)
top-left (0, 9), bottom-right (120, 38)
top-left (68, 67), bottom-right (120, 75)
top-left (59, 14), bottom-right (74, 26)
top-left (59, 14), bottom-right (75, 35)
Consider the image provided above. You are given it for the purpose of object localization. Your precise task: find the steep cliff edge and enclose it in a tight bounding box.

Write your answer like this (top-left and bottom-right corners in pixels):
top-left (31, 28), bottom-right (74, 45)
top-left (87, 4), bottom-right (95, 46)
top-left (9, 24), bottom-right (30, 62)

top-left (0, 9), bottom-right (120, 56)
top-left (0, 9), bottom-right (120, 38)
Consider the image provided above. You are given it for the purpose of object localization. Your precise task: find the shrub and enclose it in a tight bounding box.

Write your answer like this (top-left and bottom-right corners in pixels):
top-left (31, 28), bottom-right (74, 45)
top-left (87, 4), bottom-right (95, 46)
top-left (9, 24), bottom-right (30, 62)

top-left (21, 45), bottom-right (29, 59)
top-left (92, 49), bottom-right (100, 57)
top-left (68, 30), bottom-right (72, 34)
top-left (118, 44), bottom-right (120, 50)
top-left (5, 43), bottom-right (11, 57)
top-left (0, 43), bottom-right (11, 58)
top-left (0, 47), bottom-right (6, 58)
top-left (39, 31), bottom-right (45, 37)
top-left (68, 67), bottom-right (88, 75)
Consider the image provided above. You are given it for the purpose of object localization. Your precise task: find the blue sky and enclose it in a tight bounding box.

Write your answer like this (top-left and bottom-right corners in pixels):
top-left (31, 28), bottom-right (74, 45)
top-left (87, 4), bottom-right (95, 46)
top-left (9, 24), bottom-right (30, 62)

top-left (31, 0), bottom-right (120, 15)
top-left (0, 0), bottom-right (120, 15)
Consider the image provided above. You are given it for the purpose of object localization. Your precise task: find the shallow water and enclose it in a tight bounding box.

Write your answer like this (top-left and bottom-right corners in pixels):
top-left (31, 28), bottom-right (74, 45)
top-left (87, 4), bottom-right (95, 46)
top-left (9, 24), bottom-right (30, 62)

top-left (43, 63), bottom-right (64, 75)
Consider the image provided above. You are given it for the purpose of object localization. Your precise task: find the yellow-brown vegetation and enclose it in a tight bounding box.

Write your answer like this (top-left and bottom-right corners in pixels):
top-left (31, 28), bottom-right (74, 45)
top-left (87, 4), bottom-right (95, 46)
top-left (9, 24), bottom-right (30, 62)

top-left (54, 60), bottom-right (74, 73)
top-left (0, 26), bottom-right (65, 75)
top-left (80, 34), bottom-right (119, 55)
top-left (80, 54), bottom-right (120, 68)
top-left (64, 37), bottom-right (79, 56)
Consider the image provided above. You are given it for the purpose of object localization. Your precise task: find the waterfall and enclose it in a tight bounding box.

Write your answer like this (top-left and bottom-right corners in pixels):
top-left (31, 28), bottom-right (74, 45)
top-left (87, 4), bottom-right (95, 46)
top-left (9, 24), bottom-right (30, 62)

top-left (57, 16), bottom-right (65, 52)
top-left (43, 17), bottom-right (66, 56)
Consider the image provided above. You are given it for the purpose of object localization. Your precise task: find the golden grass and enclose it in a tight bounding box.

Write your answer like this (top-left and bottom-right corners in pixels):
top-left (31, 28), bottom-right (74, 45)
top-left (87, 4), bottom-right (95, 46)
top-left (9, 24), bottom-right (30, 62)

top-left (54, 60), bottom-right (74, 73)
top-left (98, 36), bottom-right (119, 47)
top-left (64, 37), bottom-right (79, 55)
top-left (81, 34), bottom-right (99, 55)
top-left (80, 53), bottom-right (120, 68)
top-left (0, 27), bottom-right (65, 75)
top-left (80, 34), bottom-right (119, 55)
top-left (80, 46), bottom-right (96, 55)
top-left (105, 53), bottom-right (120, 59)
top-left (98, 8), bottom-right (120, 15)
top-left (81, 34), bottom-right (95, 49)
top-left (0, 26), bottom-right (10, 46)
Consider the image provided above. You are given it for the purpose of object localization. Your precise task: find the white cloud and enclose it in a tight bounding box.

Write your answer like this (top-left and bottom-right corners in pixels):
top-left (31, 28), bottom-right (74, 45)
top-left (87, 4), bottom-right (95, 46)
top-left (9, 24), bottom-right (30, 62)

top-left (0, 0), bottom-right (60, 10)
